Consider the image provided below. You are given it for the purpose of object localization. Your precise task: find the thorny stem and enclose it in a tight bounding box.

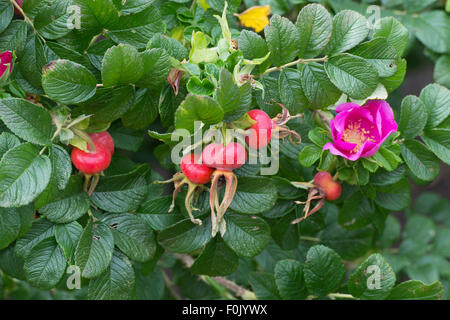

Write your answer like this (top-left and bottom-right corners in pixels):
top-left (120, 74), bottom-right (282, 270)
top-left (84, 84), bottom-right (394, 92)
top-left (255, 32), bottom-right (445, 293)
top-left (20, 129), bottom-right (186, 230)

top-left (175, 254), bottom-right (257, 300)
top-left (9, 0), bottom-right (46, 44)
top-left (263, 56), bottom-right (328, 75)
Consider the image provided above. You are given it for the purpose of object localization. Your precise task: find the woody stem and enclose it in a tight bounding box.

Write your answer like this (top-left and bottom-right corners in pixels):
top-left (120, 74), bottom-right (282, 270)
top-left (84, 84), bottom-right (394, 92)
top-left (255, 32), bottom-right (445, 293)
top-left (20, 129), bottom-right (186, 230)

top-left (262, 56), bottom-right (328, 75)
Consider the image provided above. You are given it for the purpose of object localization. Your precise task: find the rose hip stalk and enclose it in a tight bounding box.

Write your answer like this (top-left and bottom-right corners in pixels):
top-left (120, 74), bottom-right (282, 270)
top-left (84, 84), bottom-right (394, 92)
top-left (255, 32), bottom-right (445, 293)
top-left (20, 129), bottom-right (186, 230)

top-left (156, 153), bottom-right (213, 225)
top-left (291, 171), bottom-right (341, 224)
top-left (71, 140), bottom-right (112, 195)
top-left (202, 142), bottom-right (247, 236)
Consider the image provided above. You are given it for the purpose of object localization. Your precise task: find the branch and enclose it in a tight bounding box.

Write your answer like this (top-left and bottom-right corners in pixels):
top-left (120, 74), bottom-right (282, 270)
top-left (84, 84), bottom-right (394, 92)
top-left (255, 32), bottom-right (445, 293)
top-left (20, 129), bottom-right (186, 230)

top-left (262, 56), bottom-right (328, 75)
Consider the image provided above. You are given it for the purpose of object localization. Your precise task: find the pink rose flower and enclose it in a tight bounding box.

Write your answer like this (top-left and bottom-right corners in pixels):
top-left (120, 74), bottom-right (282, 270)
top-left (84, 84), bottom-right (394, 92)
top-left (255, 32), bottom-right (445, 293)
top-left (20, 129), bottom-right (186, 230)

top-left (323, 100), bottom-right (398, 161)
top-left (0, 51), bottom-right (13, 80)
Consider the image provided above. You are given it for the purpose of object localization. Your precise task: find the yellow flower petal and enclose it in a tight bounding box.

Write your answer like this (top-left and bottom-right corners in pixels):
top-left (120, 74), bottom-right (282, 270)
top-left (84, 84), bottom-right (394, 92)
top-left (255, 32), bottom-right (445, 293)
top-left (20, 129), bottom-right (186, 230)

top-left (235, 5), bottom-right (271, 33)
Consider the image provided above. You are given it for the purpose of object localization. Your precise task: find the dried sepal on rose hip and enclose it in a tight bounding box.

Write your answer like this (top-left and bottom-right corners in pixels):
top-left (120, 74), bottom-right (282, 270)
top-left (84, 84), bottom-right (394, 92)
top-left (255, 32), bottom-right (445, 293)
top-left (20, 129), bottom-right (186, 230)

top-left (155, 153), bottom-right (213, 225)
top-left (291, 171), bottom-right (341, 224)
top-left (202, 142), bottom-right (247, 236)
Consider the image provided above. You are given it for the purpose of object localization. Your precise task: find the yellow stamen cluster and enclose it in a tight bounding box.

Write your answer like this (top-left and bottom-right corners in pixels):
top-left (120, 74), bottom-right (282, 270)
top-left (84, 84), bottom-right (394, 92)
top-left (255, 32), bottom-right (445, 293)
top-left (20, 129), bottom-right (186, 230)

top-left (342, 120), bottom-right (375, 153)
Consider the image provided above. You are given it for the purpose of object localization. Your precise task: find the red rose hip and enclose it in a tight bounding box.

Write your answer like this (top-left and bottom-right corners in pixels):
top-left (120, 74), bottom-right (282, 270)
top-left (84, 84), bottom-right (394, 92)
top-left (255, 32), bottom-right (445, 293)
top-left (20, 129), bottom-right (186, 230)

top-left (180, 153), bottom-right (214, 184)
top-left (246, 109), bottom-right (273, 149)
top-left (89, 131), bottom-right (115, 155)
top-left (71, 140), bottom-right (112, 175)
top-left (314, 171), bottom-right (333, 189)
top-left (324, 182), bottom-right (342, 201)
top-left (202, 142), bottom-right (247, 171)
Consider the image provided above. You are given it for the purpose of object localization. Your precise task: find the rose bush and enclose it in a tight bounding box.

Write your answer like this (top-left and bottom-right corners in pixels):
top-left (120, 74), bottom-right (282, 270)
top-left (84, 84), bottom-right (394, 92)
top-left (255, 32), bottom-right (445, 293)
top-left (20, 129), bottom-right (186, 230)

top-left (0, 0), bottom-right (449, 301)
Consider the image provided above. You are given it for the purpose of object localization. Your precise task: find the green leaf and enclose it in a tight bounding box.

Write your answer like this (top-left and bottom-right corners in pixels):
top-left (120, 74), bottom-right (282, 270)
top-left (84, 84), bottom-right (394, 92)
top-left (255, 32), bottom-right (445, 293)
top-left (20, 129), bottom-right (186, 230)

top-left (147, 33), bottom-right (188, 61)
top-left (42, 59), bottom-right (97, 105)
top-left (401, 140), bottom-right (440, 181)
top-left (381, 58), bottom-right (406, 93)
top-left (39, 175), bottom-right (90, 224)
top-left (324, 10), bottom-right (369, 55)
top-left (298, 144), bottom-right (322, 167)
top-left (73, 0), bottom-right (119, 33)
top-left (411, 11), bottom-right (450, 54)
top-left (174, 94), bottom-right (224, 133)
top-left (74, 219), bottom-right (114, 279)
top-left (0, 143), bottom-right (51, 207)
top-left (101, 44), bottom-right (144, 88)
top-left (190, 237), bottom-right (239, 276)
top-left (229, 177), bottom-right (277, 214)
top-left (303, 245), bottom-right (346, 297)
top-left (398, 95), bottom-right (427, 139)
top-left (387, 280), bottom-right (443, 300)
top-left (113, 0), bottom-right (155, 14)
top-left (189, 31), bottom-right (218, 64)
top-left (102, 213), bottom-right (157, 263)
top-left (324, 53), bottom-right (379, 100)
top-left (348, 253), bottom-right (396, 300)
top-left (349, 38), bottom-right (399, 77)
top-left (422, 129), bottom-right (450, 165)
top-left (296, 3), bottom-right (332, 58)
top-left (0, 207), bottom-right (21, 250)
top-left (90, 165), bottom-right (148, 213)
top-left (108, 5), bottom-right (165, 49)
top-left (34, 0), bottom-right (73, 40)
top-left (19, 35), bottom-right (46, 89)
top-left (301, 62), bottom-right (341, 109)
top-left (264, 14), bottom-right (300, 67)
top-left (82, 85), bottom-right (135, 123)
top-left (0, 20), bottom-right (27, 58)
top-left (419, 83), bottom-right (450, 129)
top-left (136, 48), bottom-right (171, 89)
top-left (157, 218), bottom-right (212, 253)
top-left (88, 250), bottom-right (135, 300)
top-left (0, 0), bottom-right (13, 35)
top-left (0, 132), bottom-right (20, 161)
top-left (122, 89), bottom-right (159, 130)
top-left (372, 146), bottom-right (401, 172)
top-left (274, 259), bottom-right (308, 300)
top-left (55, 221), bottom-right (83, 260)
top-left (373, 17), bottom-right (409, 56)
top-left (15, 218), bottom-right (55, 259)
top-left (23, 237), bottom-right (66, 290)
top-left (250, 272), bottom-right (282, 300)
top-left (0, 98), bottom-right (53, 146)
top-left (222, 213), bottom-right (271, 257)
top-left (237, 29), bottom-right (269, 61)
top-left (216, 68), bottom-right (249, 121)
top-left (338, 192), bottom-right (375, 229)
top-left (375, 179), bottom-right (411, 211)
top-left (187, 76), bottom-right (215, 96)
top-left (278, 68), bottom-right (308, 114)
top-left (434, 55), bottom-right (450, 88)
top-left (35, 144), bottom-right (73, 208)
